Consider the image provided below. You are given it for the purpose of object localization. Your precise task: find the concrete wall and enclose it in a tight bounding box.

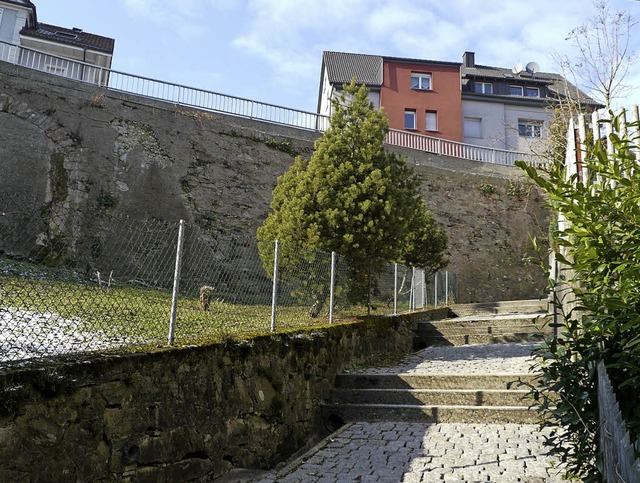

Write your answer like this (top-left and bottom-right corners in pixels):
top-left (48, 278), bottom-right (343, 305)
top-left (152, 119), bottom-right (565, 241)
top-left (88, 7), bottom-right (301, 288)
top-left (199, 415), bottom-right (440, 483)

top-left (0, 60), bottom-right (549, 303)
top-left (0, 312), bottom-right (431, 482)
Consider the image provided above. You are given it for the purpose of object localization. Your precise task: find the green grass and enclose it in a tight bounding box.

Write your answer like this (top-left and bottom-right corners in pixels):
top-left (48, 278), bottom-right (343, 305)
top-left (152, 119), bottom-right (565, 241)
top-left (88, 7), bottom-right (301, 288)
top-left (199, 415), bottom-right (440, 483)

top-left (0, 258), bottom-right (417, 358)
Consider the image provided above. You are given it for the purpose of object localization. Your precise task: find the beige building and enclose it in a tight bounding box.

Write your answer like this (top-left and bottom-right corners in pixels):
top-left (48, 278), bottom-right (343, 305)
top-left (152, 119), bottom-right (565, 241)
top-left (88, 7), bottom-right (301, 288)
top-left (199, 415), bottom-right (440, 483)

top-left (0, 0), bottom-right (114, 84)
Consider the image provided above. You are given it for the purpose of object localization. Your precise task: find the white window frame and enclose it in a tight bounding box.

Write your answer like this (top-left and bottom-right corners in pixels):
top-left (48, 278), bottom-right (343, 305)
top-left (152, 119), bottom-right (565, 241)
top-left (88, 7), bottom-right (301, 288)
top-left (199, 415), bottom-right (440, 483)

top-left (518, 120), bottom-right (542, 138)
top-left (45, 64), bottom-right (67, 76)
top-left (404, 110), bottom-right (416, 130)
top-left (425, 111), bottom-right (438, 132)
top-left (474, 82), bottom-right (493, 94)
top-left (463, 117), bottom-right (483, 138)
top-left (526, 86), bottom-right (540, 97)
top-left (510, 85), bottom-right (524, 96)
top-left (411, 72), bottom-right (432, 91)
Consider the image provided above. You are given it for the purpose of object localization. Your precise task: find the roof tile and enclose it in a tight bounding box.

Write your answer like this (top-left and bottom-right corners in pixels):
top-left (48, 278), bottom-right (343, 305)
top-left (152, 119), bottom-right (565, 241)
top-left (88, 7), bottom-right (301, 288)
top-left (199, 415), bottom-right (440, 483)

top-left (21, 23), bottom-right (115, 54)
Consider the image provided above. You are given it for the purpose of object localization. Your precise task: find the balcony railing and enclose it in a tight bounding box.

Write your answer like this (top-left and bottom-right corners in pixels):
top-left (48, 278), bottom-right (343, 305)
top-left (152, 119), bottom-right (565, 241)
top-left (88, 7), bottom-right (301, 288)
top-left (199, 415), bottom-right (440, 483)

top-left (0, 40), bottom-right (539, 166)
top-left (385, 129), bottom-right (539, 166)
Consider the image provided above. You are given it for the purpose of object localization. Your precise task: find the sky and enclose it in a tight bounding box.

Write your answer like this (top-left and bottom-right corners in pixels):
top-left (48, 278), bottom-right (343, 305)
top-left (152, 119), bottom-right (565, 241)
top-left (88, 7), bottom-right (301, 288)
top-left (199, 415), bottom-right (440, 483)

top-left (35, 0), bottom-right (640, 113)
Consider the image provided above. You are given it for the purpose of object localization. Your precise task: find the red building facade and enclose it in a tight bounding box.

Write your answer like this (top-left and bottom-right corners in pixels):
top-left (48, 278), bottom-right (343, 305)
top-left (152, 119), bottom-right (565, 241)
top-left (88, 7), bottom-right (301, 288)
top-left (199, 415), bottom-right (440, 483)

top-left (381, 58), bottom-right (462, 142)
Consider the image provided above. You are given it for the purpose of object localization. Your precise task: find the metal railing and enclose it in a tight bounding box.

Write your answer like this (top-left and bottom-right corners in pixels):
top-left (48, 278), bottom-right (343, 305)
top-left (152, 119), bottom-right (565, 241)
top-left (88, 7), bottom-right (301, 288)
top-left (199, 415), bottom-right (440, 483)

top-left (1, 40), bottom-right (539, 165)
top-left (386, 128), bottom-right (538, 166)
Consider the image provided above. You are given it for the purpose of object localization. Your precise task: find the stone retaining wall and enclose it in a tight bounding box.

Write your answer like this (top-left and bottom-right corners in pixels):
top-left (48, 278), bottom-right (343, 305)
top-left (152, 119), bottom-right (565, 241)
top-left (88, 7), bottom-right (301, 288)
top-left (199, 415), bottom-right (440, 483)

top-left (0, 61), bottom-right (548, 303)
top-left (0, 311), bottom-right (447, 482)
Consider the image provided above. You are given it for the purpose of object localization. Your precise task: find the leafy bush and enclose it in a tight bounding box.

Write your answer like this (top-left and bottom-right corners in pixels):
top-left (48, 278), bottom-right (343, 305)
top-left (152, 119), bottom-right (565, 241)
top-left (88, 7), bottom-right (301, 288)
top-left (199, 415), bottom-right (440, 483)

top-left (517, 113), bottom-right (640, 481)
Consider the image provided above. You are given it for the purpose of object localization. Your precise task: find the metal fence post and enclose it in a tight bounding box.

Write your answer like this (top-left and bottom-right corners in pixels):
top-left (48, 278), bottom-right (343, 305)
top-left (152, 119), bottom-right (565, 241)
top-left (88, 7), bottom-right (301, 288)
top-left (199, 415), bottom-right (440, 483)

top-left (393, 263), bottom-right (398, 315)
top-left (445, 271), bottom-right (449, 305)
top-left (168, 219), bottom-right (185, 346)
top-left (434, 272), bottom-right (439, 307)
top-left (329, 251), bottom-right (336, 324)
top-left (410, 267), bottom-right (416, 311)
top-left (270, 239), bottom-right (280, 332)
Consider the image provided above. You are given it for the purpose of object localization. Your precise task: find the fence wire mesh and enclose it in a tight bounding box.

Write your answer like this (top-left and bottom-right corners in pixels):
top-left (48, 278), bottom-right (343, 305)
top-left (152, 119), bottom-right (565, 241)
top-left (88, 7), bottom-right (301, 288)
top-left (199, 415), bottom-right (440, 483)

top-left (0, 193), bottom-right (456, 365)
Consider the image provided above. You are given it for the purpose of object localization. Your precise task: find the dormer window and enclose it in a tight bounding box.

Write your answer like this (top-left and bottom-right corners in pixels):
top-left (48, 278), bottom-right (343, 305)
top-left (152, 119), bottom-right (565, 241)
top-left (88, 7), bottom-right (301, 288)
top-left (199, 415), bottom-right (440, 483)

top-left (474, 82), bottom-right (493, 94)
top-left (54, 31), bottom-right (79, 40)
top-left (510, 85), bottom-right (524, 96)
top-left (526, 87), bottom-right (540, 97)
top-left (411, 73), bottom-right (432, 90)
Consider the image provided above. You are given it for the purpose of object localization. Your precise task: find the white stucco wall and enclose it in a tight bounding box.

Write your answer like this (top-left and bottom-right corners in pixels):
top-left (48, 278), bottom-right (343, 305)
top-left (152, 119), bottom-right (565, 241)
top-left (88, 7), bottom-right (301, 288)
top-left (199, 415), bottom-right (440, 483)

top-left (504, 105), bottom-right (550, 153)
top-left (462, 100), bottom-right (507, 149)
top-left (462, 99), bottom-right (550, 154)
top-left (318, 68), bottom-right (381, 121)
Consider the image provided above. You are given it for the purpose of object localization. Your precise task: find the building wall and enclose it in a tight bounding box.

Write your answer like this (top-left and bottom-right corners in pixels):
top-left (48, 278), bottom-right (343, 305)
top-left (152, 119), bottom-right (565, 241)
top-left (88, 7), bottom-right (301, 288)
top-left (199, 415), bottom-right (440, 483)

top-left (462, 99), bottom-right (508, 149)
top-left (462, 99), bottom-right (551, 153)
top-left (381, 60), bottom-right (462, 141)
top-left (318, 68), bottom-right (380, 120)
top-left (0, 6), bottom-right (18, 43)
top-left (504, 104), bottom-right (549, 153)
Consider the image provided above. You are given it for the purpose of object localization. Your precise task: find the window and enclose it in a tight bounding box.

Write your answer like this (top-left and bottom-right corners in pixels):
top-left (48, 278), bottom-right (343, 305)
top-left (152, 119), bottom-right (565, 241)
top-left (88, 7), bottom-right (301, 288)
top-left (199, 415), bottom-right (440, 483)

top-left (518, 120), bottom-right (542, 138)
top-left (411, 73), bottom-right (432, 90)
top-left (45, 64), bottom-right (67, 76)
top-left (404, 110), bottom-right (416, 130)
top-left (425, 111), bottom-right (437, 131)
top-left (526, 86), bottom-right (540, 97)
top-left (464, 117), bottom-right (483, 138)
top-left (510, 85), bottom-right (524, 96)
top-left (474, 82), bottom-right (493, 94)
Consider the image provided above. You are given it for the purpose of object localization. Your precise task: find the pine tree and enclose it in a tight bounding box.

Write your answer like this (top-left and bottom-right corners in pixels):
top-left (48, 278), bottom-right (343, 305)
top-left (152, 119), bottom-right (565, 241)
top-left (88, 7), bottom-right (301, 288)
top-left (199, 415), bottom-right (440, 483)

top-left (258, 79), bottom-right (447, 315)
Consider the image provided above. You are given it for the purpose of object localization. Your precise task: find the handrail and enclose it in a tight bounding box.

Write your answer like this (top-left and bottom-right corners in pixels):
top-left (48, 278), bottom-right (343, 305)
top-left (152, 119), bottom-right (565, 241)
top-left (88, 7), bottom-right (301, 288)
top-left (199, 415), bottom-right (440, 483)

top-left (0, 40), bottom-right (540, 166)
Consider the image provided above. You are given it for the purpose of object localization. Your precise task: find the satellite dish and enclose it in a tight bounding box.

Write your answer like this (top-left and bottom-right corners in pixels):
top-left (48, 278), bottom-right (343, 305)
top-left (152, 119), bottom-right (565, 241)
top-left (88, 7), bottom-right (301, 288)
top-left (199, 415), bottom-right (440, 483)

top-left (526, 61), bottom-right (540, 74)
top-left (512, 63), bottom-right (524, 74)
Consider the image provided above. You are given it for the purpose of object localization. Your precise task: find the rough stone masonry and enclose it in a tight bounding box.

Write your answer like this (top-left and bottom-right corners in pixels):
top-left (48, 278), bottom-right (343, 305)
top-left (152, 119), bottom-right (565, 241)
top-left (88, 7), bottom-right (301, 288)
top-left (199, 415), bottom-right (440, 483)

top-left (0, 61), bottom-right (548, 302)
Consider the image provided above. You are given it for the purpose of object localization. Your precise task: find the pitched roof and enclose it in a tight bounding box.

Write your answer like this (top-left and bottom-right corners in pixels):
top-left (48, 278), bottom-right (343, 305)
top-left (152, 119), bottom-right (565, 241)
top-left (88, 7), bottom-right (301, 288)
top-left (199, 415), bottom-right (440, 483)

top-left (462, 64), bottom-right (602, 108)
top-left (0, 0), bottom-right (35, 8)
top-left (21, 23), bottom-right (115, 55)
top-left (323, 51), bottom-right (384, 87)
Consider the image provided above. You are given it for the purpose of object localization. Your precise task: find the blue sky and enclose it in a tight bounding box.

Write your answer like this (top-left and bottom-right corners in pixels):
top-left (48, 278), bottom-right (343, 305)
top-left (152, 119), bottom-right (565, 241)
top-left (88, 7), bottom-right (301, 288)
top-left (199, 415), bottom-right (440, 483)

top-left (36, 0), bottom-right (640, 112)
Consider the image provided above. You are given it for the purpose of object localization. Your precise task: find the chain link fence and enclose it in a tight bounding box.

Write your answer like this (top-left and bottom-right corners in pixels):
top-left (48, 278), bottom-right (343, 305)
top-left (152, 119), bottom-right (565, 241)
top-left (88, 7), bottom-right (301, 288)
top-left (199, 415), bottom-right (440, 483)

top-left (0, 193), bottom-right (455, 366)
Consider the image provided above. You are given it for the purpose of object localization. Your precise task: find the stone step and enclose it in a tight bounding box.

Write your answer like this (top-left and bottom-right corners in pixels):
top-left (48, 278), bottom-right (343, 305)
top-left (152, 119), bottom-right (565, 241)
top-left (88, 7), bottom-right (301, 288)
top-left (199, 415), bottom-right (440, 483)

top-left (416, 313), bottom-right (550, 330)
top-left (416, 333), bottom-right (545, 347)
top-left (449, 299), bottom-right (549, 317)
top-left (334, 373), bottom-right (536, 390)
top-left (413, 313), bottom-right (552, 348)
top-left (322, 403), bottom-right (538, 424)
top-left (331, 387), bottom-right (531, 406)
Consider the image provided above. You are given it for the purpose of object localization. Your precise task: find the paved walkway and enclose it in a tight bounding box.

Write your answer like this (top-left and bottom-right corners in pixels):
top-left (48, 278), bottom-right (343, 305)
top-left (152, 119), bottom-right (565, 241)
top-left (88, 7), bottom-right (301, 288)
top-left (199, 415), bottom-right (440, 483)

top-left (227, 344), bottom-right (574, 482)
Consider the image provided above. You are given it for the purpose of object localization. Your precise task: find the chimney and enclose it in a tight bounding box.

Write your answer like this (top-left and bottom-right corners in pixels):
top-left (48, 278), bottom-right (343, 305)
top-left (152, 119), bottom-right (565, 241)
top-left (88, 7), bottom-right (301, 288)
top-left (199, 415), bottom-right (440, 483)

top-left (463, 51), bottom-right (475, 68)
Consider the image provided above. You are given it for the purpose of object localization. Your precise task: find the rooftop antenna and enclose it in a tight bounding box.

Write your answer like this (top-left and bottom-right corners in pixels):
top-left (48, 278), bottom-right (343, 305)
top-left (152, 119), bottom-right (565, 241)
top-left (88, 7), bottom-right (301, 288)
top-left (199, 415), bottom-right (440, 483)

top-left (512, 63), bottom-right (524, 75)
top-left (525, 61), bottom-right (540, 74)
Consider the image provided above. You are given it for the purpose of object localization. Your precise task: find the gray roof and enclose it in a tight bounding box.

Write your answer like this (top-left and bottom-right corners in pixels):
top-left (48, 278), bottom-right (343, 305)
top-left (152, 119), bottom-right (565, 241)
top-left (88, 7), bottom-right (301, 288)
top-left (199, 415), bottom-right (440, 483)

top-left (322, 51), bottom-right (384, 87)
top-left (21, 23), bottom-right (115, 54)
top-left (0, 0), bottom-right (35, 7)
top-left (462, 64), bottom-right (602, 108)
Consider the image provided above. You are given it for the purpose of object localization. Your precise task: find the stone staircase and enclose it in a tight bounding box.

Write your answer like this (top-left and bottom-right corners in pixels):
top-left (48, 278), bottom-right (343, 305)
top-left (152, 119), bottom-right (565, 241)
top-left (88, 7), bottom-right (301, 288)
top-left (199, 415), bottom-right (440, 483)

top-left (323, 299), bottom-right (550, 428)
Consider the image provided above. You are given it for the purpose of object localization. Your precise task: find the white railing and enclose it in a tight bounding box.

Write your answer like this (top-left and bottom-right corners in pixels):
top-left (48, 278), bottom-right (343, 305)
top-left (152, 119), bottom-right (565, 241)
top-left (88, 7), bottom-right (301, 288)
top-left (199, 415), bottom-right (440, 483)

top-left (385, 129), bottom-right (539, 166)
top-left (1, 40), bottom-right (539, 165)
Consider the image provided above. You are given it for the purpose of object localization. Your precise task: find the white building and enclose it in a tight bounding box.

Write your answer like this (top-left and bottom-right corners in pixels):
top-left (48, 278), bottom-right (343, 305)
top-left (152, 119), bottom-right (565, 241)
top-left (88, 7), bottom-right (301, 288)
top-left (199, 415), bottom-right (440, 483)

top-left (0, 0), bottom-right (114, 84)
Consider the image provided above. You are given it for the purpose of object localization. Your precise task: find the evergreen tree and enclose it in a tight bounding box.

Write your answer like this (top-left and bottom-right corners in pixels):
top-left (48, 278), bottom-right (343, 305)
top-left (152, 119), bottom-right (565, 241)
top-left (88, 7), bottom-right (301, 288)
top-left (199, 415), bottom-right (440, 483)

top-left (258, 80), bottom-right (447, 315)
